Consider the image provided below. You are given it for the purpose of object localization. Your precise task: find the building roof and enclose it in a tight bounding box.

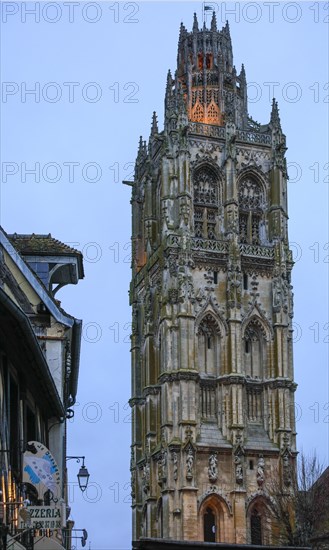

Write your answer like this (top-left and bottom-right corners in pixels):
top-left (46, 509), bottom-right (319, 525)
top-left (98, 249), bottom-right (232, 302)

top-left (8, 232), bottom-right (82, 257)
top-left (1, 227), bottom-right (83, 404)
top-left (8, 232), bottom-right (84, 280)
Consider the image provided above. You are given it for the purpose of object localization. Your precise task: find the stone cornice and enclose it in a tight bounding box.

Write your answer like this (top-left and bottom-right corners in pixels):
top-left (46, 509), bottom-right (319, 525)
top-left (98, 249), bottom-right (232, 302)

top-left (142, 385), bottom-right (161, 398)
top-left (158, 370), bottom-right (200, 383)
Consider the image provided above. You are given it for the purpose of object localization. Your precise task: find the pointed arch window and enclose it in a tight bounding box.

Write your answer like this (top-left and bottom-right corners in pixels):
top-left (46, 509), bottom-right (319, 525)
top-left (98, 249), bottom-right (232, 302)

top-left (238, 177), bottom-right (263, 245)
top-left (199, 495), bottom-right (229, 542)
top-left (207, 102), bottom-right (220, 124)
top-left (193, 102), bottom-right (204, 122)
top-left (244, 320), bottom-right (266, 379)
top-left (197, 314), bottom-right (221, 376)
top-left (193, 166), bottom-right (219, 240)
top-left (250, 508), bottom-right (262, 545)
top-left (247, 498), bottom-right (274, 545)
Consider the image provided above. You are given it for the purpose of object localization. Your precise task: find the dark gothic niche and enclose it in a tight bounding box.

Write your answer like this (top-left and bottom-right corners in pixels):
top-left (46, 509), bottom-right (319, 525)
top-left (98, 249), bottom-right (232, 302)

top-left (244, 319), bottom-right (267, 380)
top-left (238, 177), bottom-right (264, 245)
top-left (193, 166), bottom-right (220, 240)
top-left (197, 314), bottom-right (222, 377)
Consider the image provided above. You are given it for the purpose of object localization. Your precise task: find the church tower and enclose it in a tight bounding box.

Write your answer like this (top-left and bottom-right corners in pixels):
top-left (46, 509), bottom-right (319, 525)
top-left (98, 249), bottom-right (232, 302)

top-left (129, 13), bottom-right (296, 546)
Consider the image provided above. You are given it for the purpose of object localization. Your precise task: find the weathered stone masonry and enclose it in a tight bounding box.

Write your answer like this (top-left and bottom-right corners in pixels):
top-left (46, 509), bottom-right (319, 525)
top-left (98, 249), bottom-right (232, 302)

top-left (129, 13), bottom-right (297, 545)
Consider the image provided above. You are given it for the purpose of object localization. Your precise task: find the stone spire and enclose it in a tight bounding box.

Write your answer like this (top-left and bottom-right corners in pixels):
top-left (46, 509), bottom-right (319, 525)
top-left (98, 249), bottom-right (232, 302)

top-left (178, 21), bottom-right (186, 43)
top-left (240, 63), bottom-right (246, 81)
top-left (211, 11), bottom-right (217, 32)
top-left (151, 111), bottom-right (158, 135)
top-left (193, 12), bottom-right (198, 32)
top-left (270, 98), bottom-right (281, 128)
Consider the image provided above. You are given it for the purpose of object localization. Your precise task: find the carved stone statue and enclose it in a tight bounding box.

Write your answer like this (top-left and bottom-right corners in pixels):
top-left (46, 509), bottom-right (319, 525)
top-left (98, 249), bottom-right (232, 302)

top-left (208, 454), bottom-right (218, 482)
top-left (161, 449), bottom-right (167, 482)
top-left (234, 455), bottom-right (243, 484)
top-left (131, 470), bottom-right (136, 499)
top-left (186, 447), bottom-right (194, 480)
top-left (227, 265), bottom-right (242, 307)
top-left (272, 277), bottom-right (282, 311)
top-left (172, 452), bottom-right (178, 481)
top-left (227, 205), bottom-right (238, 233)
top-left (282, 453), bottom-right (292, 487)
top-left (256, 455), bottom-right (265, 486)
top-left (226, 122), bottom-right (236, 159)
top-left (142, 462), bottom-right (150, 494)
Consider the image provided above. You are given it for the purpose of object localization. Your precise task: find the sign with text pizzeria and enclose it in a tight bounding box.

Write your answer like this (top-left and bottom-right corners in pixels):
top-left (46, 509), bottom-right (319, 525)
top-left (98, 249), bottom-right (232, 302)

top-left (19, 506), bottom-right (63, 530)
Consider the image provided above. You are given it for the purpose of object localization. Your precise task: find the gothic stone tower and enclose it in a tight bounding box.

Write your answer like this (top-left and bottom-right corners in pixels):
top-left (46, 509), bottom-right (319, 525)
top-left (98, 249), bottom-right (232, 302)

top-left (129, 13), bottom-right (296, 546)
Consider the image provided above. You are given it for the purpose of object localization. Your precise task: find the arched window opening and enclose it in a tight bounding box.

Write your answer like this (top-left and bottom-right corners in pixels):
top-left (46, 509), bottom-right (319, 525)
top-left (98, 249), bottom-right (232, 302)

top-left (244, 321), bottom-right (266, 379)
top-left (244, 320), bottom-right (267, 422)
top-left (199, 495), bottom-right (229, 542)
top-left (207, 102), bottom-right (219, 124)
top-left (197, 314), bottom-right (221, 377)
top-left (239, 177), bottom-right (263, 245)
top-left (206, 54), bottom-right (213, 69)
top-left (193, 102), bottom-right (204, 122)
top-left (204, 507), bottom-right (216, 542)
top-left (250, 508), bottom-right (262, 545)
top-left (193, 167), bottom-right (219, 240)
top-left (198, 54), bottom-right (204, 70)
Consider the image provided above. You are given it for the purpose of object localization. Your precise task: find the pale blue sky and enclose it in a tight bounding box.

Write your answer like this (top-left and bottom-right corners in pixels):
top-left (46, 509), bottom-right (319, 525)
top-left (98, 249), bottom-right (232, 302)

top-left (1, 2), bottom-right (328, 548)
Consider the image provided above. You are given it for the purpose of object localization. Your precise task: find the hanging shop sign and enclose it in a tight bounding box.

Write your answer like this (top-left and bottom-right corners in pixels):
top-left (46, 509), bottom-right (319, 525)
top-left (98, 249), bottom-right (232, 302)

top-left (19, 506), bottom-right (62, 530)
top-left (23, 441), bottom-right (61, 501)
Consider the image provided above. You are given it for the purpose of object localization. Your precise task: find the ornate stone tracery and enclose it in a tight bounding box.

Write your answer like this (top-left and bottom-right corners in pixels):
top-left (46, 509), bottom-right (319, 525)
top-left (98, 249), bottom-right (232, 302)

top-left (193, 166), bottom-right (220, 240)
top-left (238, 176), bottom-right (264, 245)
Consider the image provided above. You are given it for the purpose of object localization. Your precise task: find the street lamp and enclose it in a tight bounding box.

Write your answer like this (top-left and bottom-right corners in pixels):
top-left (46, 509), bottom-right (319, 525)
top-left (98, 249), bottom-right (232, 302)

top-left (66, 456), bottom-right (90, 492)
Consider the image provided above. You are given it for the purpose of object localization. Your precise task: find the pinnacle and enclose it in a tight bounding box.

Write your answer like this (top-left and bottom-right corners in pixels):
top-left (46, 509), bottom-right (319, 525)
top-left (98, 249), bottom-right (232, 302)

top-left (193, 12), bottom-right (198, 32)
top-left (211, 11), bottom-right (217, 31)
top-left (179, 21), bottom-right (186, 41)
top-left (151, 111), bottom-right (158, 135)
top-left (224, 19), bottom-right (231, 38)
top-left (270, 98), bottom-right (281, 126)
